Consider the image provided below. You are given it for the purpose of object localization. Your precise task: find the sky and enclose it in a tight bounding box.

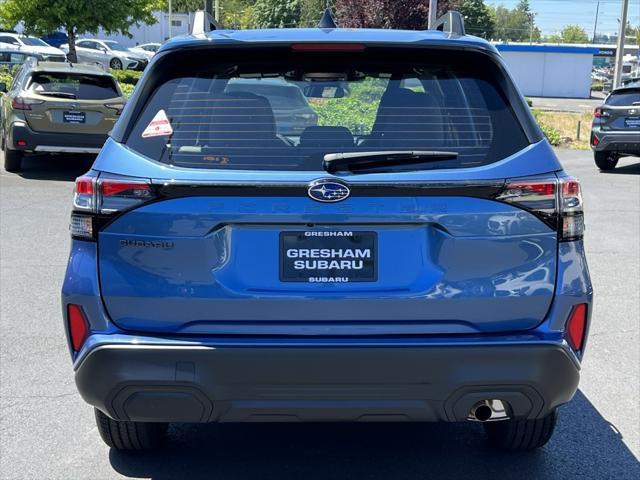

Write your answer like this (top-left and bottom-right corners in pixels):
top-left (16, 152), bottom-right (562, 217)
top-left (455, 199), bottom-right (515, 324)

top-left (484, 0), bottom-right (640, 37)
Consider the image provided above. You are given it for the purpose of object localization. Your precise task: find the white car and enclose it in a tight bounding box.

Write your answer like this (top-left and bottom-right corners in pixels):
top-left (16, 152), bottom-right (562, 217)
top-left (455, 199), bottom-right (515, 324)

top-left (60, 39), bottom-right (148, 70)
top-left (0, 33), bottom-right (66, 62)
top-left (128, 43), bottom-right (161, 60)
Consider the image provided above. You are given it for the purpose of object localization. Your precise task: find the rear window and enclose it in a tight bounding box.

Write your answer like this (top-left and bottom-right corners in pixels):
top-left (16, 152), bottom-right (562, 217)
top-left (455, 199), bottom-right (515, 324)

top-left (28, 72), bottom-right (120, 100)
top-left (606, 89), bottom-right (640, 106)
top-left (126, 48), bottom-right (529, 171)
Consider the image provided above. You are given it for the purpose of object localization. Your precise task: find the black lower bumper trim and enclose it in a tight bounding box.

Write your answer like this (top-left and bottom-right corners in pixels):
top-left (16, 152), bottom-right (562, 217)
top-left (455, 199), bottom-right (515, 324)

top-left (75, 343), bottom-right (580, 424)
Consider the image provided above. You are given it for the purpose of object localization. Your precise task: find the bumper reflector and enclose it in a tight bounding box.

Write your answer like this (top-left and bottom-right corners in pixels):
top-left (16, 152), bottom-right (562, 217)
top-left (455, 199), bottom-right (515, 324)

top-left (566, 304), bottom-right (587, 351)
top-left (67, 304), bottom-right (89, 352)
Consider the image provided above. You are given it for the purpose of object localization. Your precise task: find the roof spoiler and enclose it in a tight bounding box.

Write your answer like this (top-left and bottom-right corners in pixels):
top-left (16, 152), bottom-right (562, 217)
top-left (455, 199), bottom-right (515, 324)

top-left (192, 10), bottom-right (224, 36)
top-left (433, 11), bottom-right (465, 36)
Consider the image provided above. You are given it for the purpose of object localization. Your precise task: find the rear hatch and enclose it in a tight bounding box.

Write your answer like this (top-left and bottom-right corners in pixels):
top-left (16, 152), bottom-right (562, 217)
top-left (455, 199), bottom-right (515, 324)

top-left (94, 43), bottom-right (562, 336)
top-left (21, 70), bottom-right (122, 134)
top-left (598, 87), bottom-right (640, 131)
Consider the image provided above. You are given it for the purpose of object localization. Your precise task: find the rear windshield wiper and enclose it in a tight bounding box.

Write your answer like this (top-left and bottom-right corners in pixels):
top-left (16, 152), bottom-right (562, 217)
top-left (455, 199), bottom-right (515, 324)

top-left (38, 91), bottom-right (77, 99)
top-left (323, 150), bottom-right (458, 174)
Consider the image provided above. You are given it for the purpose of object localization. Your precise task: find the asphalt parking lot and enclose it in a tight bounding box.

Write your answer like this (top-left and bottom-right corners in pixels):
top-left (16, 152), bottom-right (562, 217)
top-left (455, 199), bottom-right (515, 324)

top-left (0, 149), bottom-right (639, 479)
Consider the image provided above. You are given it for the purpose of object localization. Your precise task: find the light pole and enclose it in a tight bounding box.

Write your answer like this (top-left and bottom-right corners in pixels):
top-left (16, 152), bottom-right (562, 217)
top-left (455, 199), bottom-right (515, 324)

top-left (613, 0), bottom-right (629, 89)
top-left (168, 0), bottom-right (172, 39)
top-left (592, 0), bottom-right (600, 43)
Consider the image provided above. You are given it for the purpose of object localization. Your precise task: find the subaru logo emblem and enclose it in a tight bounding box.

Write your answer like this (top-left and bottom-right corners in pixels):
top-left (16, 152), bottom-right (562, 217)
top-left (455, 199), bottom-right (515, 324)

top-left (308, 179), bottom-right (350, 203)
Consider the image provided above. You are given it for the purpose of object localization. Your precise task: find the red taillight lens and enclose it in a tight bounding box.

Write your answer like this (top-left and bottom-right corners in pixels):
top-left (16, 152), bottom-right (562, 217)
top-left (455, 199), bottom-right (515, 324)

top-left (104, 102), bottom-right (125, 115)
top-left (70, 175), bottom-right (155, 240)
top-left (101, 180), bottom-right (152, 197)
top-left (291, 43), bottom-right (366, 52)
top-left (11, 96), bottom-right (45, 110)
top-left (566, 304), bottom-right (588, 351)
top-left (497, 177), bottom-right (584, 241)
top-left (67, 304), bottom-right (89, 352)
top-left (593, 107), bottom-right (609, 118)
top-left (592, 134), bottom-right (599, 146)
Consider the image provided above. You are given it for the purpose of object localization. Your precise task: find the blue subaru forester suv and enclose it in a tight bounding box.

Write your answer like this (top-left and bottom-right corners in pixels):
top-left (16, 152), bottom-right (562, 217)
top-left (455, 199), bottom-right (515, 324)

top-left (62, 12), bottom-right (592, 452)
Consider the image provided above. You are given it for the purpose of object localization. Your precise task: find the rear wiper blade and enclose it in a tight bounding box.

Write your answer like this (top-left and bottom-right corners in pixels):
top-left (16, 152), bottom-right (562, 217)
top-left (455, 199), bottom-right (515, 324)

top-left (38, 91), bottom-right (77, 99)
top-left (323, 150), bottom-right (458, 174)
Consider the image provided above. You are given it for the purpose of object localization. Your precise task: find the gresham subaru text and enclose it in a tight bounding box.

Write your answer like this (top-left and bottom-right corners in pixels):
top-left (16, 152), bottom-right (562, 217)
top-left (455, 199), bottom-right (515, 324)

top-left (61, 12), bottom-right (592, 452)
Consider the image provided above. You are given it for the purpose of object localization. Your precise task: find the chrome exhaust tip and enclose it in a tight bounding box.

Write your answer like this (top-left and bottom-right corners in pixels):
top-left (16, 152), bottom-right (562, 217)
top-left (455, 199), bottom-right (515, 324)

top-left (467, 399), bottom-right (510, 422)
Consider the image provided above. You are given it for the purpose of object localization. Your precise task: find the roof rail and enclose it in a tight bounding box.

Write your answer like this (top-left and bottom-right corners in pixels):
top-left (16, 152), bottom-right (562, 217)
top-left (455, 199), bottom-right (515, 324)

top-left (192, 10), bottom-right (224, 36)
top-left (433, 11), bottom-right (465, 36)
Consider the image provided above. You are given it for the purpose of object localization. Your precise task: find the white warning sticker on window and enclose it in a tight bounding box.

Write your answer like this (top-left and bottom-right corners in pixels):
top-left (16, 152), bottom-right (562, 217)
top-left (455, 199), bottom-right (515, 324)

top-left (142, 109), bottom-right (173, 138)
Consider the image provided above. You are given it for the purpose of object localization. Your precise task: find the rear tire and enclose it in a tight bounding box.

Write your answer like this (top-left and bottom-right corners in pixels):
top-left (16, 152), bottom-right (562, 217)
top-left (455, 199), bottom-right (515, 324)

top-left (483, 409), bottom-right (558, 451)
top-left (594, 151), bottom-right (618, 171)
top-left (110, 58), bottom-right (123, 70)
top-left (3, 140), bottom-right (23, 173)
top-left (94, 408), bottom-right (168, 451)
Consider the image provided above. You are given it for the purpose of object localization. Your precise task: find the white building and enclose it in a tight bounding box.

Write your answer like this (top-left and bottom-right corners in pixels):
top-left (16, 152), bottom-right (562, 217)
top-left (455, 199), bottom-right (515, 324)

top-left (495, 44), bottom-right (599, 99)
top-left (96, 11), bottom-right (195, 47)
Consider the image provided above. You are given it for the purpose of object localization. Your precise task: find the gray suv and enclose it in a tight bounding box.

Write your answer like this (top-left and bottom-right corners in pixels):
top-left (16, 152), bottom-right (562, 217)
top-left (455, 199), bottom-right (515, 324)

top-left (591, 85), bottom-right (640, 170)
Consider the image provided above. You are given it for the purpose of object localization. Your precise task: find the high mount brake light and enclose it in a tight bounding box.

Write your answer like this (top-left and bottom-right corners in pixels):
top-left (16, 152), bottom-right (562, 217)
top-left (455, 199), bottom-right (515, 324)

top-left (291, 43), bottom-right (366, 52)
top-left (70, 175), bottom-right (155, 240)
top-left (497, 177), bottom-right (584, 241)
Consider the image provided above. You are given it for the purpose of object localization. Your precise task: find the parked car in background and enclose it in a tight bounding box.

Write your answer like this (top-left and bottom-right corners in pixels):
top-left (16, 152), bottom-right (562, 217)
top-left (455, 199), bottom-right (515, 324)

top-left (62, 12), bottom-right (592, 453)
top-left (0, 60), bottom-right (125, 172)
top-left (224, 79), bottom-right (318, 136)
top-left (60, 39), bottom-right (148, 70)
top-left (0, 33), bottom-right (66, 62)
top-left (591, 85), bottom-right (640, 170)
top-left (0, 49), bottom-right (40, 69)
top-left (40, 32), bottom-right (69, 49)
top-left (128, 42), bottom-right (161, 60)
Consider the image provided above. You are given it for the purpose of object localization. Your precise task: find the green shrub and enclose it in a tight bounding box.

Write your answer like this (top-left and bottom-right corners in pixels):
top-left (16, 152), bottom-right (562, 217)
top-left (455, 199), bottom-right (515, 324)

top-left (110, 69), bottom-right (142, 85)
top-left (119, 82), bottom-right (136, 98)
top-left (532, 109), bottom-right (562, 146)
top-left (309, 79), bottom-right (386, 134)
top-left (0, 67), bottom-right (15, 90)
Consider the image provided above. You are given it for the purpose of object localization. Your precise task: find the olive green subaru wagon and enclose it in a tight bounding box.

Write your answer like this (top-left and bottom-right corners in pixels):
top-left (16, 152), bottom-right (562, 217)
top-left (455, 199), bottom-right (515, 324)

top-left (0, 59), bottom-right (125, 172)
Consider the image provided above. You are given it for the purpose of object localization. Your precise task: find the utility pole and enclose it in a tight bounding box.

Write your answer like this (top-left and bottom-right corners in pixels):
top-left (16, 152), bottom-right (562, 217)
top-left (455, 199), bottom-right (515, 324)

top-left (168, 0), bottom-right (172, 39)
top-left (613, 0), bottom-right (629, 88)
top-left (528, 12), bottom-right (536, 44)
top-left (428, 0), bottom-right (438, 29)
top-left (592, 0), bottom-right (600, 43)
top-left (214, 0), bottom-right (220, 22)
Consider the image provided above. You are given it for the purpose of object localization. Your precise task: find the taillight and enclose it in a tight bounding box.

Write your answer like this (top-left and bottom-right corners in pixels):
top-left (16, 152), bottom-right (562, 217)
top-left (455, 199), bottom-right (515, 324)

top-left (104, 102), bottom-right (125, 115)
top-left (70, 174), bottom-right (155, 240)
top-left (497, 176), bottom-right (584, 241)
top-left (11, 96), bottom-right (45, 110)
top-left (67, 304), bottom-right (89, 352)
top-left (593, 107), bottom-right (609, 118)
top-left (566, 304), bottom-right (588, 352)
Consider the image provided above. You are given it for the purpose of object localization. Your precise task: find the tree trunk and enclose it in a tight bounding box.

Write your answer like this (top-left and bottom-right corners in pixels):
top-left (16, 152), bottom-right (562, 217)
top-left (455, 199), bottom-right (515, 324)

top-left (67, 28), bottom-right (77, 63)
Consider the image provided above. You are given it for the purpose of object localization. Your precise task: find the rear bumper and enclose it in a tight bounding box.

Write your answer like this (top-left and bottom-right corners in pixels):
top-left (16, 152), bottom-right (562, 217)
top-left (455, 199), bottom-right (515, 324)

top-left (591, 131), bottom-right (640, 153)
top-left (75, 339), bottom-right (580, 424)
top-left (7, 122), bottom-right (107, 153)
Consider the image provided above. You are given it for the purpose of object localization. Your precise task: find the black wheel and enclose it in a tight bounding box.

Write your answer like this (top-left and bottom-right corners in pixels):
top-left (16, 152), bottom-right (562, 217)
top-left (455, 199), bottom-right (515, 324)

top-left (3, 139), bottom-right (23, 173)
top-left (94, 408), bottom-right (168, 451)
top-left (110, 58), bottom-right (123, 70)
top-left (483, 409), bottom-right (558, 451)
top-left (594, 151), bottom-right (618, 171)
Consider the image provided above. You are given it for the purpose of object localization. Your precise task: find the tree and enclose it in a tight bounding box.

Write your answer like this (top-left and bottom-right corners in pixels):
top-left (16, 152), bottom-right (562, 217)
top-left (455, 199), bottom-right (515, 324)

top-left (252, 0), bottom-right (302, 28)
top-left (451, 0), bottom-right (494, 39)
top-left (555, 25), bottom-right (589, 44)
top-left (489, 0), bottom-right (540, 42)
top-left (0, 0), bottom-right (160, 62)
top-left (299, 0), bottom-right (324, 27)
top-left (335, 0), bottom-right (452, 30)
